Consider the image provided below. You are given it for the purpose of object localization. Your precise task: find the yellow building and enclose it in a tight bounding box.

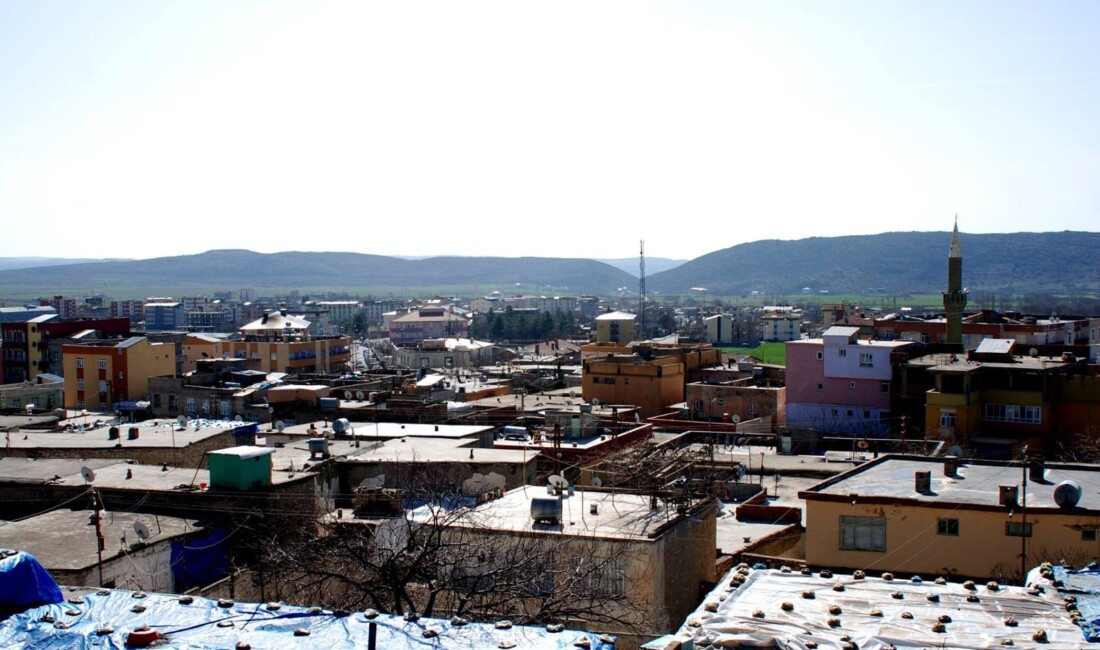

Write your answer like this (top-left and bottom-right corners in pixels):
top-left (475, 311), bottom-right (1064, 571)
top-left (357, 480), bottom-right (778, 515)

top-left (182, 310), bottom-right (351, 375)
top-left (595, 311), bottom-right (636, 345)
top-left (61, 337), bottom-right (176, 410)
top-left (801, 454), bottom-right (1100, 581)
top-left (582, 355), bottom-right (684, 418)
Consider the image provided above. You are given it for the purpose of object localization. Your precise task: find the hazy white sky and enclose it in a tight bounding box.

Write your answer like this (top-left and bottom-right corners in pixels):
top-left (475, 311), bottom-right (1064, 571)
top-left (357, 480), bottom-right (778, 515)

top-left (1, 1), bottom-right (1097, 261)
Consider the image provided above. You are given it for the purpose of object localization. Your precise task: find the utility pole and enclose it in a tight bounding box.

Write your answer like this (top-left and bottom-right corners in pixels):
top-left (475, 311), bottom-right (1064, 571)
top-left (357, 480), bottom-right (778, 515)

top-left (1020, 448), bottom-right (1029, 582)
top-left (91, 488), bottom-right (105, 586)
top-left (638, 240), bottom-right (646, 338)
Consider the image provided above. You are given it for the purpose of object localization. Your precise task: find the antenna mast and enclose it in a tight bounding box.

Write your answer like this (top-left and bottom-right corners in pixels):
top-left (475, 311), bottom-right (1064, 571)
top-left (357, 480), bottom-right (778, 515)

top-left (638, 240), bottom-right (646, 338)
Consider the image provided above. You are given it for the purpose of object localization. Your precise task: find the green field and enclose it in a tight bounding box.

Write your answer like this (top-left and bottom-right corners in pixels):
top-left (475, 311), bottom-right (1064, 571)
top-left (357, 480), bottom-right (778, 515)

top-left (719, 342), bottom-right (787, 366)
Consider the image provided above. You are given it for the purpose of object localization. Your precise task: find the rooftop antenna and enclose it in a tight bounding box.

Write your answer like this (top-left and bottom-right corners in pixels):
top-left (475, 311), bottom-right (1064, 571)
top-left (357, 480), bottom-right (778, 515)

top-left (638, 239), bottom-right (646, 338)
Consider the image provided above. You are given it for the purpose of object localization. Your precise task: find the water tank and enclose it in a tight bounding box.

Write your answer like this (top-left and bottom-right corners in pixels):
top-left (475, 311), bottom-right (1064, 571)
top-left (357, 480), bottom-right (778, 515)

top-left (531, 497), bottom-right (562, 524)
top-left (1054, 480), bottom-right (1082, 509)
top-left (308, 438), bottom-right (330, 459)
top-left (127, 427), bottom-right (140, 440)
top-left (914, 470), bottom-right (931, 493)
top-left (108, 427), bottom-right (120, 440)
top-left (332, 418), bottom-right (351, 434)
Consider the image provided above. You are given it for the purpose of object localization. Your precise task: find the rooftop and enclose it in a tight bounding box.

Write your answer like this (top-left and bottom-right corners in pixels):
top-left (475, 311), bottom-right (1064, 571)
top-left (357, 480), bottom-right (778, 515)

top-left (4, 419), bottom-right (251, 450)
top-left (800, 455), bottom-right (1100, 512)
top-left (669, 566), bottom-right (1087, 649)
top-left (0, 510), bottom-right (197, 572)
top-left (444, 486), bottom-right (709, 542)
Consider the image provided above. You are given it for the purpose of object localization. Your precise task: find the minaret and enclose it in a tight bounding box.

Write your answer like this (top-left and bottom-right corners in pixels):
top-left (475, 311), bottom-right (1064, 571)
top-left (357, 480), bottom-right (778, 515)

top-left (943, 216), bottom-right (966, 346)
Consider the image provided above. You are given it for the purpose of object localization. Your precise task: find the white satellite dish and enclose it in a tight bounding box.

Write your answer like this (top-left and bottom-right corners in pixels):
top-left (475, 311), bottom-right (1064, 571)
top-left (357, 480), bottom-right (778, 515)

top-left (176, 415), bottom-right (188, 430)
top-left (344, 391), bottom-right (353, 400)
top-left (947, 445), bottom-right (964, 458)
top-left (80, 466), bottom-right (96, 484)
top-left (591, 398), bottom-right (600, 407)
top-left (275, 420), bottom-right (286, 433)
top-left (591, 476), bottom-right (603, 487)
top-left (234, 415), bottom-right (244, 422)
top-left (548, 474), bottom-right (568, 488)
top-left (732, 414), bottom-right (741, 424)
top-left (355, 391), bottom-right (365, 401)
top-left (134, 521), bottom-right (151, 541)
top-left (25, 403), bottom-right (34, 414)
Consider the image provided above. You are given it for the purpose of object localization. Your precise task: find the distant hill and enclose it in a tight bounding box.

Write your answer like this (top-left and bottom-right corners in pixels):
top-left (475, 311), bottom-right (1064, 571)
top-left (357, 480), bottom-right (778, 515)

top-left (0, 257), bottom-right (130, 272)
top-left (596, 257), bottom-right (687, 277)
top-left (647, 231), bottom-right (1100, 296)
top-left (0, 250), bottom-right (637, 298)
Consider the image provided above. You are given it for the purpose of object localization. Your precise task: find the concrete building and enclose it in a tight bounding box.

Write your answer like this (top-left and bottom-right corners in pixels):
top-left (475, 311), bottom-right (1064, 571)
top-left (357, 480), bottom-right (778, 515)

top-left (685, 379), bottom-right (786, 426)
top-left (785, 326), bottom-right (915, 436)
top-left (0, 374), bottom-right (64, 412)
top-left (435, 486), bottom-right (717, 644)
top-left (761, 310), bottom-right (802, 342)
top-left (392, 338), bottom-right (494, 370)
top-left (0, 509), bottom-right (200, 592)
top-left (0, 305), bottom-right (56, 324)
top-left (2, 316), bottom-right (131, 383)
top-left (595, 311), bottom-right (636, 345)
top-left (801, 454), bottom-right (1100, 581)
top-left (110, 299), bottom-right (144, 324)
top-left (218, 310), bottom-right (351, 374)
top-left (704, 314), bottom-right (734, 345)
top-left (583, 354), bottom-right (684, 419)
top-left (388, 307), bottom-right (469, 347)
top-left (143, 301), bottom-right (185, 331)
top-left (61, 337), bottom-right (175, 410)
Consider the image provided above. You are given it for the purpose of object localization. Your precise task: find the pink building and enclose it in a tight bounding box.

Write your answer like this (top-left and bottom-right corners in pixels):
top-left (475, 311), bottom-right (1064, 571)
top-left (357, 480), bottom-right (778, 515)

top-left (785, 326), bottom-right (914, 436)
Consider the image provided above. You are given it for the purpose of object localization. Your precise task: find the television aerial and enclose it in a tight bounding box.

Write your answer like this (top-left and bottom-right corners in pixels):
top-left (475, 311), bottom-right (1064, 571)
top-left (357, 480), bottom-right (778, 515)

top-left (133, 521), bottom-right (151, 542)
top-left (80, 466), bottom-right (96, 484)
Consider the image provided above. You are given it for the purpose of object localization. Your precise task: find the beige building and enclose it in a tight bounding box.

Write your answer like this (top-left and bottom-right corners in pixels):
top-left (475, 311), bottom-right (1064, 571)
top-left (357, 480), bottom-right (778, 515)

top-left (801, 454), bottom-right (1100, 581)
top-left (61, 336), bottom-right (176, 410)
top-left (438, 487), bottom-right (717, 646)
top-left (595, 311), bottom-right (636, 344)
top-left (188, 310), bottom-right (351, 374)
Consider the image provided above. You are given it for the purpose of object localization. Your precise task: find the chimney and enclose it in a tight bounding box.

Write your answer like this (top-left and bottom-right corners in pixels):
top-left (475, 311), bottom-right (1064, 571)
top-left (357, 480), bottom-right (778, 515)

top-left (999, 485), bottom-right (1019, 508)
top-left (127, 427), bottom-right (140, 440)
top-left (943, 456), bottom-right (959, 477)
top-left (1028, 457), bottom-right (1045, 482)
top-left (914, 470), bottom-right (931, 493)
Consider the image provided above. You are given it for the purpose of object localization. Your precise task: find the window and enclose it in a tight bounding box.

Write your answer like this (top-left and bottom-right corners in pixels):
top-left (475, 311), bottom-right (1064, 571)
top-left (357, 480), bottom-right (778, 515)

top-left (982, 404), bottom-right (1041, 425)
top-left (859, 352), bottom-right (874, 367)
top-left (838, 349), bottom-right (847, 358)
top-left (817, 383), bottom-right (824, 391)
top-left (937, 518), bottom-right (960, 536)
top-left (1083, 529), bottom-right (1097, 542)
top-left (1005, 522), bottom-right (1033, 537)
top-left (118, 371), bottom-right (124, 379)
top-left (849, 381), bottom-right (856, 389)
top-left (840, 516), bottom-right (886, 552)
top-left (77, 379), bottom-right (85, 392)
top-left (593, 377), bottom-right (616, 385)
top-left (881, 381), bottom-right (890, 393)
top-left (816, 351), bottom-right (823, 360)
top-left (98, 358), bottom-right (107, 369)
top-left (76, 357), bottom-right (84, 369)
top-left (940, 411), bottom-right (956, 429)
top-left (920, 332), bottom-right (931, 344)
top-left (580, 557), bottom-right (626, 597)
top-left (186, 397), bottom-right (196, 415)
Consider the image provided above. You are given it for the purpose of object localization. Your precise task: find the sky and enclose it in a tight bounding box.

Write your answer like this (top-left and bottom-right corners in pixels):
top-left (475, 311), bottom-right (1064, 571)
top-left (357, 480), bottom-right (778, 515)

top-left (1, 1), bottom-right (1097, 262)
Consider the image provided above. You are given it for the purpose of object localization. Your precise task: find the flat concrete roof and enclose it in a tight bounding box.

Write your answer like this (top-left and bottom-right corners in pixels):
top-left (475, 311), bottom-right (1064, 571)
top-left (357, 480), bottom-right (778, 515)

top-left (0, 458), bottom-right (121, 484)
top-left (441, 486), bottom-right (705, 542)
top-left (280, 420), bottom-right (493, 441)
top-left (339, 437), bottom-right (537, 465)
top-left (3, 422), bottom-right (234, 450)
top-left (47, 460), bottom-right (311, 490)
top-left (801, 455), bottom-right (1100, 511)
top-left (0, 509), bottom-right (197, 571)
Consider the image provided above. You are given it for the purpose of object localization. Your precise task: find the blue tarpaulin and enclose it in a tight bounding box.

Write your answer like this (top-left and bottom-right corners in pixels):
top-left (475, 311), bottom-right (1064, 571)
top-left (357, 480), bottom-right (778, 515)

top-left (170, 527), bottom-right (230, 590)
top-left (0, 550), bottom-right (63, 618)
top-left (0, 588), bottom-right (616, 650)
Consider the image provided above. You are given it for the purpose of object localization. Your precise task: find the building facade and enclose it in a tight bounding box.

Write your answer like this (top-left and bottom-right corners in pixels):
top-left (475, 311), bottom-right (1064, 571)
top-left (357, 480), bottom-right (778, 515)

top-left (61, 337), bottom-right (176, 410)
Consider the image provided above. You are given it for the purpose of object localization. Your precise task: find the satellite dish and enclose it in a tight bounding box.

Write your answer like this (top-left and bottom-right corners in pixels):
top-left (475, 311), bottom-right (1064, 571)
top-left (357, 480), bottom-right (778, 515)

top-left (25, 404), bottom-right (34, 414)
top-left (548, 474), bottom-right (568, 488)
top-left (80, 466), bottom-right (96, 484)
top-left (275, 420), bottom-right (286, 433)
top-left (591, 398), bottom-right (600, 407)
top-left (356, 391), bottom-right (365, 400)
top-left (947, 445), bottom-right (964, 458)
top-left (134, 521), bottom-right (151, 541)
top-left (234, 415), bottom-right (244, 422)
top-left (591, 476), bottom-right (603, 487)
top-left (176, 415), bottom-right (188, 430)
top-left (731, 414), bottom-right (741, 424)
top-left (344, 391), bottom-right (353, 400)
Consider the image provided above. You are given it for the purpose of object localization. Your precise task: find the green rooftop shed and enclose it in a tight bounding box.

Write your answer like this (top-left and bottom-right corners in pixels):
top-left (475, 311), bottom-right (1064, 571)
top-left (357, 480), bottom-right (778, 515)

top-left (208, 446), bottom-right (275, 491)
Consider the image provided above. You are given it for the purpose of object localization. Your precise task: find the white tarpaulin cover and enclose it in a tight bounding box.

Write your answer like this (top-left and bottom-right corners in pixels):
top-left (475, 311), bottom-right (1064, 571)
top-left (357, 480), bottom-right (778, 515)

top-left (670, 566), bottom-right (1088, 649)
